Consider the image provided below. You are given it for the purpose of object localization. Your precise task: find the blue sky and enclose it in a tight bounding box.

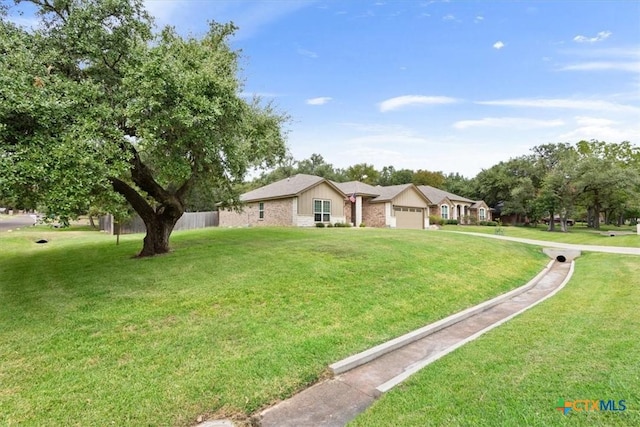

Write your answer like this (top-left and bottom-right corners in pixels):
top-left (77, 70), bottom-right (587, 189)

top-left (8, 0), bottom-right (640, 177)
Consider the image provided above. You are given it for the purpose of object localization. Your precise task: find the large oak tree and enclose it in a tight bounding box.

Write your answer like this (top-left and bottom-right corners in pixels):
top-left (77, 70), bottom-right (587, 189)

top-left (0, 0), bottom-right (287, 256)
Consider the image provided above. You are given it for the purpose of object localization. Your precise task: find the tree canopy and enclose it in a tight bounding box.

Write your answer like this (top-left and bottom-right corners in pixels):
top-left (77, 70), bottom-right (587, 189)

top-left (474, 140), bottom-right (640, 230)
top-left (0, 0), bottom-right (287, 256)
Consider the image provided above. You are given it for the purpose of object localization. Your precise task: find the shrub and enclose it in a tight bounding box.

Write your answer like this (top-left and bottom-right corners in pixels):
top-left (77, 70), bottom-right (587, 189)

top-left (326, 222), bottom-right (334, 228)
top-left (480, 221), bottom-right (498, 226)
top-left (445, 219), bottom-right (458, 225)
top-left (429, 216), bottom-right (444, 226)
top-left (315, 222), bottom-right (325, 228)
top-left (359, 222), bottom-right (366, 227)
top-left (334, 222), bottom-right (352, 228)
top-left (468, 215), bottom-right (478, 225)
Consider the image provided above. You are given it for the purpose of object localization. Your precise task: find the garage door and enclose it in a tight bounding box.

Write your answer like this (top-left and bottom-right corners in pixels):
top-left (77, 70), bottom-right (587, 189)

top-left (394, 207), bottom-right (424, 229)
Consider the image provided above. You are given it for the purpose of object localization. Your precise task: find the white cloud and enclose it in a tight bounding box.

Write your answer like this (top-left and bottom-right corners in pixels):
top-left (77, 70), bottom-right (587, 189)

top-left (306, 97), bottom-right (332, 105)
top-left (476, 98), bottom-right (640, 114)
top-left (493, 41), bottom-right (505, 50)
top-left (474, 16), bottom-right (484, 23)
top-left (574, 116), bottom-right (615, 127)
top-left (453, 117), bottom-right (564, 130)
top-left (560, 47), bottom-right (640, 58)
top-left (573, 31), bottom-right (612, 43)
top-left (379, 95), bottom-right (458, 112)
top-left (559, 116), bottom-right (637, 141)
top-left (297, 48), bottom-right (318, 58)
top-left (558, 61), bottom-right (640, 73)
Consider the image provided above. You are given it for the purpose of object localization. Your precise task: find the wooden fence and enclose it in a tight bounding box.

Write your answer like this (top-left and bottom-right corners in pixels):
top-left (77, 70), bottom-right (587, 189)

top-left (100, 211), bottom-right (219, 235)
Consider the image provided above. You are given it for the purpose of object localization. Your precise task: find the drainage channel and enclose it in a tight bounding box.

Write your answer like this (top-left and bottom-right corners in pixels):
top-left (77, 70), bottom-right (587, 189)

top-left (255, 253), bottom-right (577, 427)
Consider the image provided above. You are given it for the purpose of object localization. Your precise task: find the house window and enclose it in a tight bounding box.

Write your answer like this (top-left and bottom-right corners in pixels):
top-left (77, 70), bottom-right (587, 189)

top-left (259, 202), bottom-right (264, 220)
top-left (314, 199), bottom-right (331, 222)
top-left (441, 205), bottom-right (449, 220)
top-left (479, 208), bottom-right (486, 221)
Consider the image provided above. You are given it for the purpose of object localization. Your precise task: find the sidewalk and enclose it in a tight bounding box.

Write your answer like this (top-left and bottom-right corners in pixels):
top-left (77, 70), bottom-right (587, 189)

top-left (446, 231), bottom-right (640, 255)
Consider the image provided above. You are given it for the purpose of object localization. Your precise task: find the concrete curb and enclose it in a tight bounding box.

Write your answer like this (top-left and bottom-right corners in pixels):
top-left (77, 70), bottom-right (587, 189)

top-left (375, 259), bottom-right (576, 394)
top-left (329, 258), bottom-right (555, 375)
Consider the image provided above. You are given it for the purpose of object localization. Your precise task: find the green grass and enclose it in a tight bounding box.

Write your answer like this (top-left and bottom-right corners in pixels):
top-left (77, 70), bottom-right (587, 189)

top-left (0, 226), bottom-right (548, 426)
top-left (445, 224), bottom-right (640, 247)
top-left (350, 252), bottom-right (640, 426)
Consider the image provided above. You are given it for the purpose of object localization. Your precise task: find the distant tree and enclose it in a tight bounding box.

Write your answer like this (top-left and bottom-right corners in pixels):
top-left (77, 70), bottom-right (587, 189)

top-left (474, 162), bottom-right (516, 208)
top-left (252, 153), bottom-right (347, 188)
top-left (345, 163), bottom-right (379, 184)
top-left (296, 153), bottom-right (343, 180)
top-left (378, 166), bottom-right (394, 186)
top-left (443, 172), bottom-right (476, 199)
top-left (575, 140), bottom-right (640, 228)
top-left (412, 169), bottom-right (445, 187)
top-left (391, 168), bottom-right (414, 185)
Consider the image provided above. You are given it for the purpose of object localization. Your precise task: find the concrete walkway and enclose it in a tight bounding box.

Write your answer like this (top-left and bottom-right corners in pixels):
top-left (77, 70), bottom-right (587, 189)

top-left (254, 250), bottom-right (578, 427)
top-left (445, 231), bottom-right (640, 255)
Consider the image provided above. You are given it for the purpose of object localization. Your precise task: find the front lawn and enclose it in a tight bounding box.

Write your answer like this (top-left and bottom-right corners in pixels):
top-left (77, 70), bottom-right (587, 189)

top-left (350, 252), bottom-right (640, 426)
top-left (0, 227), bottom-right (547, 426)
top-left (446, 224), bottom-right (639, 247)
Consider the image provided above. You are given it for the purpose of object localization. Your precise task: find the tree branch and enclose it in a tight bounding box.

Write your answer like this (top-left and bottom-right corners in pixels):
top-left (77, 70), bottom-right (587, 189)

top-left (176, 174), bottom-right (195, 200)
top-left (34, 0), bottom-right (69, 23)
top-left (109, 177), bottom-right (154, 220)
top-left (120, 140), bottom-right (173, 205)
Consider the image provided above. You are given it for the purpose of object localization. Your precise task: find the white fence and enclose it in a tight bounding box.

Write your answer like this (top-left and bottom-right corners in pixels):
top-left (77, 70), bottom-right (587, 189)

top-left (100, 211), bottom-right (219, 235)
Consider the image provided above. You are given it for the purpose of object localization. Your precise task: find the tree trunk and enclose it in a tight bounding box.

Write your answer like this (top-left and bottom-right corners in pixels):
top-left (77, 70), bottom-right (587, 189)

top-left (593, 197), bottom-right (601, 230)
top-left (109, 144), bottom-right (193, 257)
top-left (547, 209), bottom-right (555, 231)
top-left (138, 210), bottom-right (182, 257)
top-left (110, 176), bottom-right (187, 257)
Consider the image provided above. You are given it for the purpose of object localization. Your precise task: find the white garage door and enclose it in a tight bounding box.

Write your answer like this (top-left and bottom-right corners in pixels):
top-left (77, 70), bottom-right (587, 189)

top-left (394, 207), bottom-right (424, 229)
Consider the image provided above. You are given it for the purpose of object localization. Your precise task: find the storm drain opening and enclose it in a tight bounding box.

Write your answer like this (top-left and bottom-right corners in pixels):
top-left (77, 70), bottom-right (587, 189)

top-left (556, 255), bottom-right (567, 263)
top-left (35, 239), bottom-right (48, 244)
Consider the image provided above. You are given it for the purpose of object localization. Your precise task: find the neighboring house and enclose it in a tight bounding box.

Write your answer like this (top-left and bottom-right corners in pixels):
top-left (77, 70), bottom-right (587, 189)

top-left (417, 186), bottom-right (491, 224)
top-left (218, 174), bottom-right (489, 229)
top-left (218, 174), bottom-right (347, 227)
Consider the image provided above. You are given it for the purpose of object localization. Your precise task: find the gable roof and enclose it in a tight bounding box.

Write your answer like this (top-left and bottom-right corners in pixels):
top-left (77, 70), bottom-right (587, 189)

top-left (371, 184), bottom-right (431, 203)
top-left (331, 180), bottom-right (380, 197)
top-left (417, 185), bottom-right (474, 204)
top-left (241, 174), bottom-right (343, 202)
top-left (470, 201), bottom-right (489, 209)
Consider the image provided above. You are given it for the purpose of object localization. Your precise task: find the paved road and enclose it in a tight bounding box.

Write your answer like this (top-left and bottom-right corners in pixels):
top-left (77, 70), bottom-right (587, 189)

top-left (0, 214), bottom-right (37, 232)
top-left (446, 231), bottom-right (640, 255)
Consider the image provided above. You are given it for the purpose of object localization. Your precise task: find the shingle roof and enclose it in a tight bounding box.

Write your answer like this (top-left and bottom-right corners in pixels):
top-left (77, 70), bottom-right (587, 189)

top-left (241, 175), bottom-right (477, 207)
top-left (417, 185), bottom-right (474, 204)
top-left (331, 181), bottom-right (380, 196)
top-left (371, 184), bottom-right (419, 202)
top-left (241, 174), bottom-right (328, 202)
